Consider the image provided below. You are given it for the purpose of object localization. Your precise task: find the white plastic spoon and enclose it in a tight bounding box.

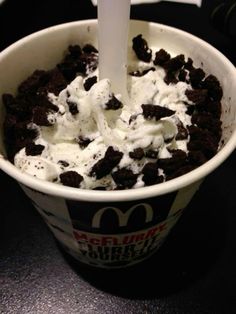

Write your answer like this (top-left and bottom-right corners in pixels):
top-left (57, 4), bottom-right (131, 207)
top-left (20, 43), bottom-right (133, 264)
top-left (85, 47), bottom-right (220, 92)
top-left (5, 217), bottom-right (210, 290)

top-left (98, 0), bottom-right (131, 100)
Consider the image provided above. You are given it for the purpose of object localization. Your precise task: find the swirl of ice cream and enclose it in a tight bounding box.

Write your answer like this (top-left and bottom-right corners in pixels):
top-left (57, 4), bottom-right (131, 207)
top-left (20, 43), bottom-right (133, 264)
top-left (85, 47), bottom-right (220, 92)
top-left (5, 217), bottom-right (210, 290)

top-left (14, 59), bottom-right (193, 190)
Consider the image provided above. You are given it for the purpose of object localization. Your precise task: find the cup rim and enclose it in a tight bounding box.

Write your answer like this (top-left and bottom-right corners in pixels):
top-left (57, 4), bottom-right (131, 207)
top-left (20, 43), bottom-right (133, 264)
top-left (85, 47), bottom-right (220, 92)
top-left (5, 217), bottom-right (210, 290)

top-left (0, 19), bottom-right (236, 202)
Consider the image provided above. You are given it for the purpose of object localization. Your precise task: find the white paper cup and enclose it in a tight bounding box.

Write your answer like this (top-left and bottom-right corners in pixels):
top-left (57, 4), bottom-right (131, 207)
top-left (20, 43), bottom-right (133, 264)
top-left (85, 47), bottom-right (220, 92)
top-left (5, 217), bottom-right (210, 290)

top-left (0, 20), bottom-right (235, 268)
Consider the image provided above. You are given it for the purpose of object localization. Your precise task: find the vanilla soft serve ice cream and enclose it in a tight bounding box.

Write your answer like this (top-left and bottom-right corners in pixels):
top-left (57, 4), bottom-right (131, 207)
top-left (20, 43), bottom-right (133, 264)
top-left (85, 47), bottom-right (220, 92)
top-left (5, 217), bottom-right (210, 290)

top-left (4, 35), bottom-right (223, 190)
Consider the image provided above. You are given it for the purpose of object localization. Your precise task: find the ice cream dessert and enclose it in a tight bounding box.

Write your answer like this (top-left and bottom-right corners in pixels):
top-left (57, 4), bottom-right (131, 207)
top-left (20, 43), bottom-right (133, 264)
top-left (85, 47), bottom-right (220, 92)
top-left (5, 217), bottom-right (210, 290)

top-left (3, 35), bottom-right (222, 190)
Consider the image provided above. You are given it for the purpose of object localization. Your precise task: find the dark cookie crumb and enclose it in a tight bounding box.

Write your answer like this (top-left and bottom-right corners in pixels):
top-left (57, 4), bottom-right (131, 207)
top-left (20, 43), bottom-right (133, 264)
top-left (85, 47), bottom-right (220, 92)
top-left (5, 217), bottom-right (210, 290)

top-left (142, 104), bottom-right (175, 120)
top-left (84, 76), bottom-right (97, 91)
top-left (129, 148), bottom-right (145, 160)
top-left (188, 150), bottom-right (207, 166)
top-left (66, 100), bottom-right (79, 115)
top-left (32, 106), bottom-right (53, 126)
top-left (132, 34), bottom-right (152, 63)
top-left (40, 68), bottom-right (67, 96)
top-left (78, 136), bottom-right (92, 148)
top-left (2, 94), bottom-right (31, 119)
top-left (112, 168), bottom-right (138, 189)
top-left (188, 139), bottom-right (218, 159)
top-left (58, 160), bottom-right (69, 167)
top-left (90, 146), bottom-right (123, 179)
top-left (191, 112), bottom-right (222, 138)
top-left (18, 70), bottom-right (50, 95)
top-left (164, 54), bottom-right (185, 72)
top-left (189, 68), bottom-right (205, 88)
top-left (3, 114), bottom-right (18, 138)
top-left (145, 149), bottom-right (159, 159)
top-left (25, 142), bottom-right (45, 156)
top-left (187, 125), bottom-right (219, 158)
top-left (59, 171), bottom-right (83, 188)
top-left (13, 121), bottom-right (38, 141)
top-left (178, 69), bottom-right (188, 82)
top-left (104, 95), bottom-right (123, 110)
top-left (164, 71), bottom-right (178, 85)
top-left (158, 150), bottom-right (188, 175)
top-left (186, 105), bottom-right (195, 116)
top-left (129, 67), bottom-right (155, 77)
top-left (202, 75), bottom-right (223, 101)
top-left (153, 49), bottom-right (171, 66)
top-left (197, 99), bottom-right (221, 118)
top-left (185, 89), bottom-right (208, 105)
top-left (142, 162), bottom-right (164, 186)
top-left (184, 58), bottom-right (194, 71)
top-left (93, 186), bottom-right (107, 190)
top-left (57, 45), bottom-right (98, 81)
top-left (82, 44), bottom-right (98, 54)
top-left (176, 121), bottom-right (188, 140)
top-left (68, 45), bottom-right (82, 57)
top-left (167, 165), bottom-right (196, 181)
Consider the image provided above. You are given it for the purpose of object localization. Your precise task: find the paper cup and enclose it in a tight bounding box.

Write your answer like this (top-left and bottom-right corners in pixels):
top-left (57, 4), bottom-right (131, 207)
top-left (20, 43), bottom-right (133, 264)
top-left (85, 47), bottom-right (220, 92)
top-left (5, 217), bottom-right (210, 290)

top-left (0, 20), bottom-right (235, 268)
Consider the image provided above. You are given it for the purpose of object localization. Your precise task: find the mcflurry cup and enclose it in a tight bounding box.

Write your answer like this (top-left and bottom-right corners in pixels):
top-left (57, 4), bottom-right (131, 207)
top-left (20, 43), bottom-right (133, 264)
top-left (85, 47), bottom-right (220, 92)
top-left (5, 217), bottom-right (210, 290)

top-left (0, 20), bottom-right (235, 268)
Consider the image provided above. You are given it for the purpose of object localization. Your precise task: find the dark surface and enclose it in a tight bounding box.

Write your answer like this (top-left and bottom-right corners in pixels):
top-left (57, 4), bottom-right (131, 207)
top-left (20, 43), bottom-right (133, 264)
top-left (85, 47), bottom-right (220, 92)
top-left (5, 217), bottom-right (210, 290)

top-left (0, 0), bottom-right (236, 313)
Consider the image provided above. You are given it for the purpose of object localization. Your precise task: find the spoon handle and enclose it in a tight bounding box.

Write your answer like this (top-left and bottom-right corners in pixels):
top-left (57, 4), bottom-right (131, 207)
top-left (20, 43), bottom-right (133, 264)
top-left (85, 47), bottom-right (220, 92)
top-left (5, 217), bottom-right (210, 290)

top-left (98, 0), bottom-right (131, 97)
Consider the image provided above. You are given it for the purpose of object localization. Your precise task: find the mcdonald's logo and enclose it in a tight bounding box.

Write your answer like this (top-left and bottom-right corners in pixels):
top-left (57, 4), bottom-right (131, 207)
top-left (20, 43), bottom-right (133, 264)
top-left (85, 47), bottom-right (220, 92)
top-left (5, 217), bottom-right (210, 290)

top-left (92, 203), bottom-right (154, 228)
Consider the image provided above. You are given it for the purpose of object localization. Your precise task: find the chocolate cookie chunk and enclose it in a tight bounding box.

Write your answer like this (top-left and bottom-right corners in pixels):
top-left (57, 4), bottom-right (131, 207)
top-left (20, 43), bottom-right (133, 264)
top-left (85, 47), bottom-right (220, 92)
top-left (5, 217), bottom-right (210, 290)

top-left (90, 146), bottom-right (123, 179)
top-left (60, 171), bottom-right (83, 188)
top-left (132, 34), bottom-right (152, 62)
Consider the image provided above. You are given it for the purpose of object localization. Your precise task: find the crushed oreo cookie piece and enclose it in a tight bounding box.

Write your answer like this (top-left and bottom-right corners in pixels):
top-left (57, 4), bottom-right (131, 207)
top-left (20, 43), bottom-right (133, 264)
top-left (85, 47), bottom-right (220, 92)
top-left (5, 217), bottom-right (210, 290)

top-left (167, 165), bottom-right (196, 181)
top-left (186, 105), bottom-right (195, 116)
top-left (202, 75), bottom-right (223, 101)
top-left (187, 125), bottom-right (219, 158)
top-left (83, 76), bottom-right (97, 91)
top-left (185, 89), bottom-right (208, 105)
top-left (66, 100), bottom-right (79, 115)
top-left (82, 44), bottom-right (98, 54)
top-left (68, 45), bottom-right (82, 58)
top-left (164, 71), bottom-right (178, 85)
top-left (187, 138), bottom-right (218, 159)
top-left (145, 149), bottom-right (159, 159)
top-left (129, 67), bottom-right (155, 77)
top-left (32, 106), bottom-right (53, 126)
top-left (188, 150), bottom-right (207, 166)
top-left (60, 171), bottom-right (83, 188)
top-left (184, 58), bottom-right (194, 71)
top-left (178, 69), bottom-right (188, 82)
top-left (25, 142), bottom-right (45, 156)
top-left (153, 49), bottom-right (171, 66)
top-left (58, 160), bottom-right (69, 167)
top-left (112, 168), bottom-right (138, 189)
top-left (93, 186), bottom-right (107, 190)
top-left (104, 95), bottom-right (123, 110)
top-left (132, 34), bottom-right (152, 63)
top-left (129, 148), bottom-right (145, 160)
top-left (58, 45), bottom-right (98, 81)
top-left (191, 112), bottom-right (222, 138)
top-left (189, 68), bottom-right (205, 88)
top-left (18, 70), bottom-right (49, 95)
top-left (40, 68), bottom-right (67, 96)
top-left (90, 146), bottom-right (123, 179)
top-left (176, 121), bottom-right (188, 140)
top-left (78, 136), bottom-right (92, 148)
top-left (197, 99), bottom-right (221, 119)
top-left (2, 94), bottom-right (31, 119)
top-left (142, 104), bottom-right (175, 120)
top-left (142, 162), bottom-right (164, 186)
top-left (164, 54), bottom-right (185, 72)
top-left (158, 150), bottom-right (188, 175)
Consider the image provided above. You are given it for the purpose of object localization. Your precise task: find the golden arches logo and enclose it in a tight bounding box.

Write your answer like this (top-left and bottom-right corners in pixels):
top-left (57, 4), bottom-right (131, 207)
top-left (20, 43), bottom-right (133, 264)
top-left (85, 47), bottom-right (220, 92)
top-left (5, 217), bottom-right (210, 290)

top-left (92, 203), bottom-right (154, 228)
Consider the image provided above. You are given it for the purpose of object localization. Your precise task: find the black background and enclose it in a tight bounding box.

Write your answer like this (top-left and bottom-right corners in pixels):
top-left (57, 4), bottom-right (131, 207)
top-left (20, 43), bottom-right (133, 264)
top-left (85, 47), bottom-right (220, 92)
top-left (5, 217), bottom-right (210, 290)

top-left (0, 0), bottom-right (236, 313)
